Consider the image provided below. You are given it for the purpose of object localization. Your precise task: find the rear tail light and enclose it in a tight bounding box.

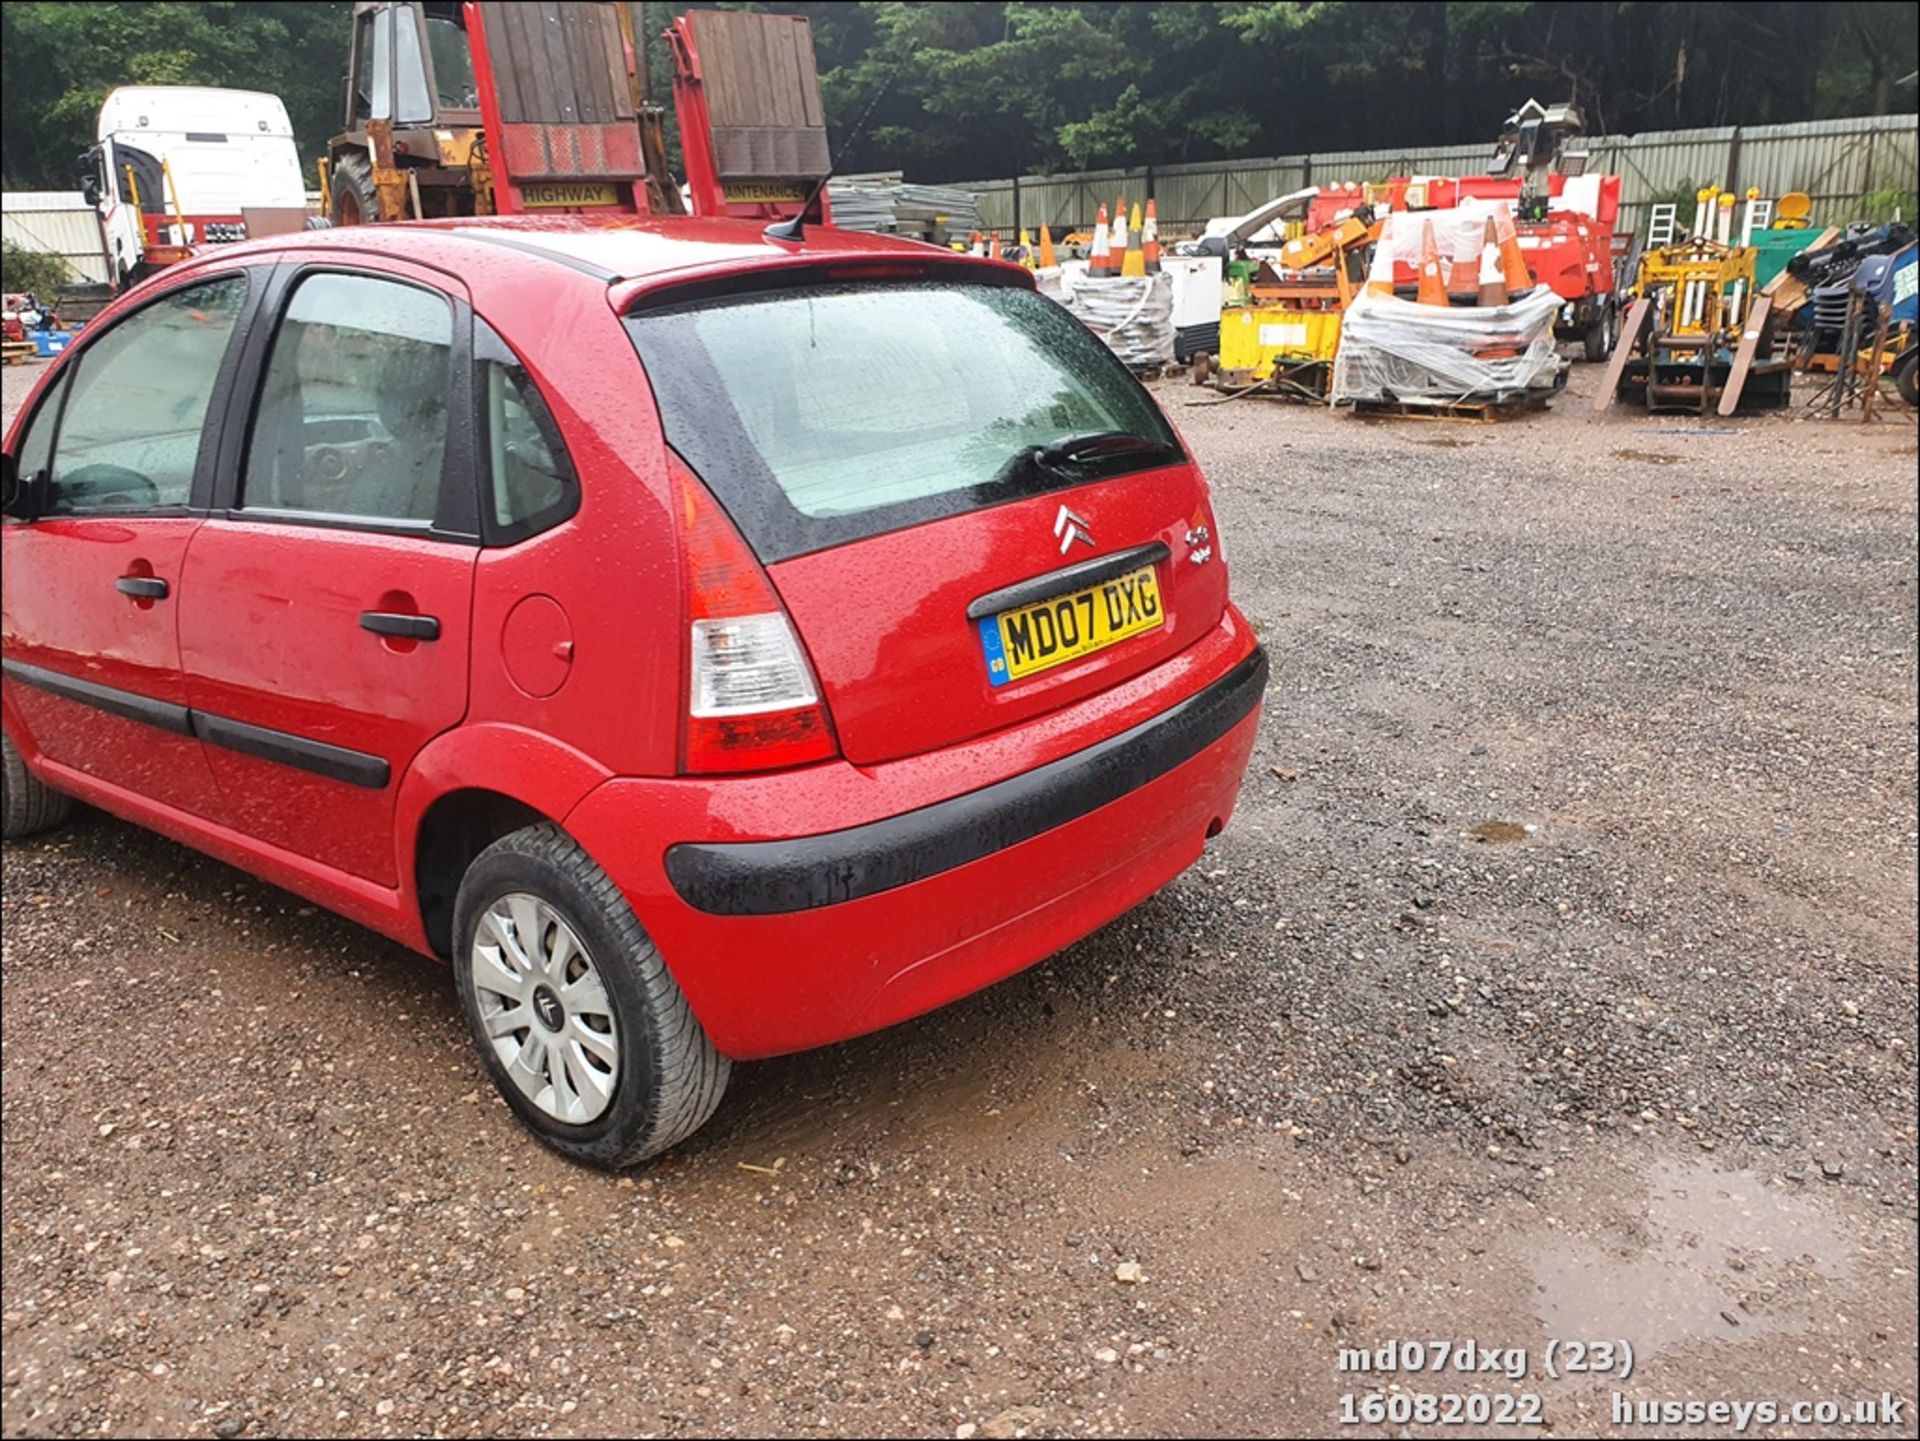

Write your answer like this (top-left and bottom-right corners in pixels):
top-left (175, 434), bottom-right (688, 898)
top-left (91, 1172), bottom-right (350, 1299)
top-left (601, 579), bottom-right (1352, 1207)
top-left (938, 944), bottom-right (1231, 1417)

top-left (672, 454), bottom-right (837, 773)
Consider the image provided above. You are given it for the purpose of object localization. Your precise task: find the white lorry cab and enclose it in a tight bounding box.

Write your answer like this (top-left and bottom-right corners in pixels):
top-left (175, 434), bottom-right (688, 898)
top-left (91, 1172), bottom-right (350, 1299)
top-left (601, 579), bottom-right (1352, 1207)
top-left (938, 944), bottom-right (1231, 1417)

top-left (82, 86), bottom-right (311, 288)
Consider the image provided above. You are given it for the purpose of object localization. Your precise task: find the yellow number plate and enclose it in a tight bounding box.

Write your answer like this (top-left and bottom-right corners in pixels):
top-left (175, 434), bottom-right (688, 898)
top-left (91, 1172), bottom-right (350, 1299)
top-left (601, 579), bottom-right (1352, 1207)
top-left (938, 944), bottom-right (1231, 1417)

top-left (520, 181), bottom-right (622, 208)
top-left (981, 565), bottom-right (1163, 687)
top-left (724, 181), bottom-right (807, 204)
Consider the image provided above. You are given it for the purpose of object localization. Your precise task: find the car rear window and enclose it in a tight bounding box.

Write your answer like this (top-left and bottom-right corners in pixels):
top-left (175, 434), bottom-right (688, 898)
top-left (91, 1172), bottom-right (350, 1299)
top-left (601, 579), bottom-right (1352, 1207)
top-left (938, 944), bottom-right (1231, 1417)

top-left (625, 281), bottom-right (1182, 562)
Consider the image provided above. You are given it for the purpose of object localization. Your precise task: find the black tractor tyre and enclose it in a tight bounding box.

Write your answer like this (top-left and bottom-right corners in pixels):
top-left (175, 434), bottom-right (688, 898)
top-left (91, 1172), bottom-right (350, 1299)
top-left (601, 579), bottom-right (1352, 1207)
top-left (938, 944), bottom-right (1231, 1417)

top-left (329, 154), bottom-right (380, 227)
top-left (1582, 301), bottom-right (1618, 363)
top-left (1894, 347), bottom-right (1918, 409)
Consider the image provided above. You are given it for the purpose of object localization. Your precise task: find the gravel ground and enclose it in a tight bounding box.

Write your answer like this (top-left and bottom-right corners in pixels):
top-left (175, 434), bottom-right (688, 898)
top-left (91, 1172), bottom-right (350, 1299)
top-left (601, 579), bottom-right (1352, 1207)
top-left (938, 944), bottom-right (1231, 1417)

top-left (3, 357), bottom-right (1916, 1439)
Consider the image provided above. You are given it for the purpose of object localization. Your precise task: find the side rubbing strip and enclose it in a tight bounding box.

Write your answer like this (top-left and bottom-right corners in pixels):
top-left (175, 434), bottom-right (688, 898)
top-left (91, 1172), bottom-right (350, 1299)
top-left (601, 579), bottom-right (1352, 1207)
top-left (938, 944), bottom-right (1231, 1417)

top-left (191, 712), bottom-right (390, 789)
top-left (1, 658), bottom-right (193, 735)
top-left (1, 658), bottom-right (389, 789)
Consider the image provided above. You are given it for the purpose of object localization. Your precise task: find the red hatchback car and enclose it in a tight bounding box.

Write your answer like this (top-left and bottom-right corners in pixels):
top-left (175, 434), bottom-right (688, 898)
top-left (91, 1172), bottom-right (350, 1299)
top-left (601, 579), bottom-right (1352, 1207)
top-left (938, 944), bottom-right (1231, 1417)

top-left (1, 217), bottom-right (1266, 1166)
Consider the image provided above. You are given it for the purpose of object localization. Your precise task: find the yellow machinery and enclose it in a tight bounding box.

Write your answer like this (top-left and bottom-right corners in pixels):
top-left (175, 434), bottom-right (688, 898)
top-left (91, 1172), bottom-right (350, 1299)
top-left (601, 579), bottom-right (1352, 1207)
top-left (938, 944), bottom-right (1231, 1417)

top-left (1604, 228), bottom-right (1790, 413)
top-left (1635, 234), bottom-right (1756, 341)
top-left (1198, 209), bottom-right (1381, 400)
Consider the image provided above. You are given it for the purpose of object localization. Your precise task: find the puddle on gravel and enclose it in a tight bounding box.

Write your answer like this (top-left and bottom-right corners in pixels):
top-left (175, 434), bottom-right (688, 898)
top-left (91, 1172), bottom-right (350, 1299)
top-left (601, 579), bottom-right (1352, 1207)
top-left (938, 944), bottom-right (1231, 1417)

top-left (1529, 1160), bottom-right (1853, 1357)
top-left (1470, 820), bottom-right (1532, 843)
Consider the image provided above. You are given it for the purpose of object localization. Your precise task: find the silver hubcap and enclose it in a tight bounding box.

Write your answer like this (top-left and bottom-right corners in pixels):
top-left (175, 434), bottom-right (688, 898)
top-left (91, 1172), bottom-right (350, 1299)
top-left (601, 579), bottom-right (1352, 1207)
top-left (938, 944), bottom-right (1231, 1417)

top-left (470, 893), bottom-right (619, 1124)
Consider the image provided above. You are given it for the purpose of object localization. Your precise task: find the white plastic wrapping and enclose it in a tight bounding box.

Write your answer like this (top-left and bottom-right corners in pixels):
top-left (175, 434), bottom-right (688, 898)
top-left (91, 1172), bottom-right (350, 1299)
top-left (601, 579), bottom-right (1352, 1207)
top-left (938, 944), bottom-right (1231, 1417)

top-left (1331, 285), bottom-right (1564, 404)
top-left (1366, 198), bottom-right (1517, 288)
top-left (1060, 273), bottom-right (1175, 371)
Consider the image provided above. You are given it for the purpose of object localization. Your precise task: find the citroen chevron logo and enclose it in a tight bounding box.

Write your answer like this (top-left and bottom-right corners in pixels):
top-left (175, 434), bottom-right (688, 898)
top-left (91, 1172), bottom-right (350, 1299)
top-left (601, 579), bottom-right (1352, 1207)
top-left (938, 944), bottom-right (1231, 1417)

top-left (1053, 505), bottom-right (1095, 554)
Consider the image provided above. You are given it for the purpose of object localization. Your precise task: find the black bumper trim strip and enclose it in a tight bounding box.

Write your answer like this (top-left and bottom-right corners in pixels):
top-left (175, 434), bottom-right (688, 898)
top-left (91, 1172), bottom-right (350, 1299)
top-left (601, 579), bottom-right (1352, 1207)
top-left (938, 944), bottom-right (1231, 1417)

top-left (3, 658), bottom-right (389, 790)
top-left (2, 658), bottom-right (193, 736)
top-left (965, 541), bottom-right (1173, 621)
top-left (665, 644), bottom-right (1268, 916)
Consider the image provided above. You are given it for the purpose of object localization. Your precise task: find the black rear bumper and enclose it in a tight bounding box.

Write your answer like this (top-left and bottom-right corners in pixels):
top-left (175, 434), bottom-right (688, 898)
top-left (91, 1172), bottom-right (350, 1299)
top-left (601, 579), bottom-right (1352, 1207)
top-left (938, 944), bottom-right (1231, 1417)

top-left (665, 645), bottom-right (1268, 916)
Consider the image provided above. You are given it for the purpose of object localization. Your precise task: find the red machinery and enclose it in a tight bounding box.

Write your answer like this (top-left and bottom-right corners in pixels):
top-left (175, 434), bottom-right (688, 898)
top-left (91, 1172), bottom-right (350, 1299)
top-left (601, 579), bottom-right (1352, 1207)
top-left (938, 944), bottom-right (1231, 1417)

top-left (1299, 101), bottom-right (1627, 360)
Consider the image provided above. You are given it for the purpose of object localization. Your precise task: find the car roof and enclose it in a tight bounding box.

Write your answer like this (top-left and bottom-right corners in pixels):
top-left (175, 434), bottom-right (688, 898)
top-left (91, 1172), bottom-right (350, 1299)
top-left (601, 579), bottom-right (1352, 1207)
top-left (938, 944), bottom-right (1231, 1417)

top-left (206, 215), bottom-right (1019, 299)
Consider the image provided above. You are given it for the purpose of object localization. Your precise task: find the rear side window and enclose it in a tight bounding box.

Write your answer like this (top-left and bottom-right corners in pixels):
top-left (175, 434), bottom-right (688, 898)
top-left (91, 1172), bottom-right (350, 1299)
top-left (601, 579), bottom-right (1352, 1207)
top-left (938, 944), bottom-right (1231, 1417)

top-left (477, 320), bottom-right (576, 541)
top-left (241, 273), bottom-right (453, 524)
top-left (47, 275), bottom-right (248, 514)
top-left (626, 281), bottom-right (1180, 562)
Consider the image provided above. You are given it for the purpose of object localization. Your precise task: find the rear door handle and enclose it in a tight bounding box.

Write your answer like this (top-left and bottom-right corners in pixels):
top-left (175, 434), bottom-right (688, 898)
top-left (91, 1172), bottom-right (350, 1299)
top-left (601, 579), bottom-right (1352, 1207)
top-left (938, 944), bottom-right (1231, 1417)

top-left (360, 611), bottom-right (440, 641)
top-left (116, 576), bottom-right (169, 600)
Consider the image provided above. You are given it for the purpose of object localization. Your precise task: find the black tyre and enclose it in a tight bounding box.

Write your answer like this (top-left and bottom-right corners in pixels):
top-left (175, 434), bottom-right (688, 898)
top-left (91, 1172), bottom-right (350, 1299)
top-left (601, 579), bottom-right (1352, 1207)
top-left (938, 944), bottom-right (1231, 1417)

top-left (329, 154), bottom-right (380, 227)
top-left (1894, 348), bottom-right (1918, 409)
top-left (1582, 301), bottom-right (1618, 363)
top-left (2, 731), bottom-right (72, 840)
top-left (452, 823), bottom-right (730, 1168)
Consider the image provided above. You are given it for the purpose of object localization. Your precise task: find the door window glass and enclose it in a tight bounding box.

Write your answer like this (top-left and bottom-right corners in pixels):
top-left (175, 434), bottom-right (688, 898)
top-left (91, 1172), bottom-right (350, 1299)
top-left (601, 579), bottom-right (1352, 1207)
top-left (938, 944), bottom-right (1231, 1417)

top-left (352, 11), bottom-right (377, 122)
top-left (46, 275), bottom-right (248, 514)
top-left (426, 13), bottom-right (478, 109)
top-left (11, 371), bottom-right (70, 484)
top-left (241, 272), bottom-right (453, 524)
top-left (395, 10), bottom-right (432, 124)
top-left (370, 8), bottom-right (393, 121)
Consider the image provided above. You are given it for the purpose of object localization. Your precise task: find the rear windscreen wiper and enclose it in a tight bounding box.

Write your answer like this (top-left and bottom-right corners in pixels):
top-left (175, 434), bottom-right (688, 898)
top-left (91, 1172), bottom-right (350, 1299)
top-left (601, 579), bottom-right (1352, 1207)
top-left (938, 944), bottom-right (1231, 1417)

top-left (1035, 430), bottom-right (1181, 467)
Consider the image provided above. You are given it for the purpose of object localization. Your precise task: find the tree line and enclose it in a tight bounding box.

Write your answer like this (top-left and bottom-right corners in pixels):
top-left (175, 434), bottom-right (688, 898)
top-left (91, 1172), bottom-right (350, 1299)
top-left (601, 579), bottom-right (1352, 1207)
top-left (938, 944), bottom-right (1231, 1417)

top-left (3, 1), bottom-right (1913, 192)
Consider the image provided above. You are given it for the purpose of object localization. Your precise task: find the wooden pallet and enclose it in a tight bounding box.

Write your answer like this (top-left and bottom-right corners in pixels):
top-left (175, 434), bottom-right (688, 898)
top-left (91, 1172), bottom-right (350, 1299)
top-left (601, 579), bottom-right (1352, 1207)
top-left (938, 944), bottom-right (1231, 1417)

top-left (1348, 391), bottom-right (1555, 423)
top-left (2, 341), bottom-right (38, 366)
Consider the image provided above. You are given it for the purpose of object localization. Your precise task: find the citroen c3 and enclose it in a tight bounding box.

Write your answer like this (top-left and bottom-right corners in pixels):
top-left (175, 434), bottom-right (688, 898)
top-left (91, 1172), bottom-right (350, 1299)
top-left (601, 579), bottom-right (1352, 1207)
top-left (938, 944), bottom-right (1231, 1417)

top-left (0, 216), bottom-right (1267, 1166)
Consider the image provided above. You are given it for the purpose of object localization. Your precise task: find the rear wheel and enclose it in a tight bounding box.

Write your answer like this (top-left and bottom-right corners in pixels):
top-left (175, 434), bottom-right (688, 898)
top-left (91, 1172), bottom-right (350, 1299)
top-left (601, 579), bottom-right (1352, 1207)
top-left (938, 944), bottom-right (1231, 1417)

top-left (1894, 347), bottom-right (1918, 409)
top-left (2, 731), bottom-right (72, 840)
top-left (452, 823), bottom-right (730, 1167)
top-left (329, 154), bottom-right (379, 227)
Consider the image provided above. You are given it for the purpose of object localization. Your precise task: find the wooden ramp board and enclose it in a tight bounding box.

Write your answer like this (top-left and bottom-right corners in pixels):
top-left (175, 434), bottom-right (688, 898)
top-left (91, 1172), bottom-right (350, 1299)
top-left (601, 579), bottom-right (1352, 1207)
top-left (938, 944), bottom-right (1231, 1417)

top-left (1718, 294), bottom-right (1774, 417)
top-left (1594, 297), bottom-right (1653, 411)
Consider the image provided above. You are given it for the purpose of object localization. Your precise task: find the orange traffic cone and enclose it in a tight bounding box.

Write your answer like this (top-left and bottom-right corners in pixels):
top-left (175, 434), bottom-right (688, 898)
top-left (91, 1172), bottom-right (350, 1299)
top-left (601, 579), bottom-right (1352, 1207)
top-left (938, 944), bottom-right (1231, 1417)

top-left (1141, 198), bottom-right (1161, 274)
top-left (1111, 200), bottom-right (1131, 276)
top-left (1447, 237), bottom-right (1478, 296)
top-left (1493, 208), bottom-right (1531, 294)
top-left (1475, 219), bottom-right (1508, 307)
top-left (1088, 205), bottom-right (1112, 276)
top-left (1121, 202), bottom-right (1146, 277)
top-left (1036, 223), bottom-right (1056, 269)
top-left (1416, 219), bottom-right (1449, 306)
top-left (989, 230), bottom-right (1004, 261)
